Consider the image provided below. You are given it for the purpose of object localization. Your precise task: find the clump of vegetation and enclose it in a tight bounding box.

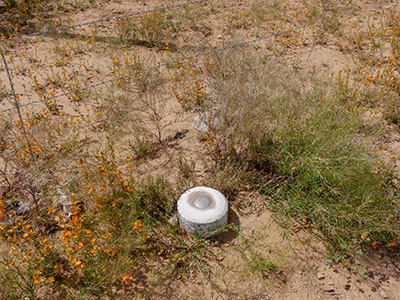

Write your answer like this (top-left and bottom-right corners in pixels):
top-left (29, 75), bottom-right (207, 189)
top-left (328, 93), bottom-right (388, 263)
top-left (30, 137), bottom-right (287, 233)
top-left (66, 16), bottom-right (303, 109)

top-left (0, 80), bottom-right (9, 99)
top-left (195, 47), bottom-right (399, 257)
top-left (133, 175), bottom-right (176, 219)
top-left (116, 10), bottom-right (168, 47)
top-left (0, 0), bottom-right (63, 39)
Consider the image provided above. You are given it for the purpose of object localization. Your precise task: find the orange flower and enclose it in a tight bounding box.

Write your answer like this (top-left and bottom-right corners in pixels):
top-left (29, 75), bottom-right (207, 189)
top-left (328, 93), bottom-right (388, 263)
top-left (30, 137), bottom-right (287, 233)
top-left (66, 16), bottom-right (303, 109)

top-left (344, 261), bottom-right (349, 266)
top-left (61, 231), bottom-right (72, 242)
top-left (75, 261), bottom-right (83, 270)
top-left (372, 241), bottom-right (377, 249)
top-left (47, 277), bottom-right (55, 283)
top-left (103, 233), bottom-right (109, 239)
top-left (48, 207), bottom-right (55, 214)
top-left (391, 241), bottom-right (395, 247)
top-left (33, 276), bottom-right (40, 284)
top-left (122, 274), bottom-right (131, 283)
top-left (361, 235), bottom-right (365, 241)
top-left (132, 220), bottom-right (141, 231)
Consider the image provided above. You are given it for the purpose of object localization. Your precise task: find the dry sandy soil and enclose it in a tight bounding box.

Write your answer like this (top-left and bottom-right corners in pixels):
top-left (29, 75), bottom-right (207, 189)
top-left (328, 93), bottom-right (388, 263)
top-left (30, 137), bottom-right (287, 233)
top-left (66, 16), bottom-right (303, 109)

top-left (1, 0), bottom-right (400, 299)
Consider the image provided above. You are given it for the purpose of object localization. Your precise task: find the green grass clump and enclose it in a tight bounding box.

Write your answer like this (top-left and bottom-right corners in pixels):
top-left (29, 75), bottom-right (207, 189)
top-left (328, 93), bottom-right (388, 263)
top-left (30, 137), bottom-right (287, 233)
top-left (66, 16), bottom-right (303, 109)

top-left (199, 47), bottom-right (399, 256)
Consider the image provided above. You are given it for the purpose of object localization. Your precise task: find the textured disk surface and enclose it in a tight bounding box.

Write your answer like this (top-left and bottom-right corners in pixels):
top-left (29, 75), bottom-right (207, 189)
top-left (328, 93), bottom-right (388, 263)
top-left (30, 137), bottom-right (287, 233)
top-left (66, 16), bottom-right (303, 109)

top-left (177, 186), bottom-right (228, 236)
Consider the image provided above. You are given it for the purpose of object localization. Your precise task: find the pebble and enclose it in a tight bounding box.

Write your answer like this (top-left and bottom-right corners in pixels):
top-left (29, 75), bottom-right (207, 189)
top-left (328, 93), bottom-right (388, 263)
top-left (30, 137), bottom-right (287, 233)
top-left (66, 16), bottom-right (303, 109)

top-left (257, 292), bottom-right (271, 300)
top-left (378, 289), bottom-right (389, 299)
top-left (317, 272), bottom-right (325, 280)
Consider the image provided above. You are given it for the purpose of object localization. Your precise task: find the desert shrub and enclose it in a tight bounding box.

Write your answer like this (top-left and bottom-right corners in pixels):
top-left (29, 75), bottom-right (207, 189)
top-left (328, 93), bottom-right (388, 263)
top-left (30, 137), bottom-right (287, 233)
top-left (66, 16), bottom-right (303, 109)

top-left (0, 0), bottom-right (61, 38)
top-left (199, 46), bottom-right (399, 255)
top-left (133, 175), bottom-right (176, 219)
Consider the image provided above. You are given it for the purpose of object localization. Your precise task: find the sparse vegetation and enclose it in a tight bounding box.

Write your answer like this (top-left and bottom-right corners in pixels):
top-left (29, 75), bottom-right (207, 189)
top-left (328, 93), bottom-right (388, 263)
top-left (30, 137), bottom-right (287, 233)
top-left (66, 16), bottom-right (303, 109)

top-left (1, 0), bottom-right (400, 299)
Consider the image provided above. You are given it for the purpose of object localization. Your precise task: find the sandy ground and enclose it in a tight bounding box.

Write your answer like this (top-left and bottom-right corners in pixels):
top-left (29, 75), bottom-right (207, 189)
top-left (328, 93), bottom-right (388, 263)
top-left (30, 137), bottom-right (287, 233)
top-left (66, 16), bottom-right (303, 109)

top-left (1, 0), bottom-right (400, 299)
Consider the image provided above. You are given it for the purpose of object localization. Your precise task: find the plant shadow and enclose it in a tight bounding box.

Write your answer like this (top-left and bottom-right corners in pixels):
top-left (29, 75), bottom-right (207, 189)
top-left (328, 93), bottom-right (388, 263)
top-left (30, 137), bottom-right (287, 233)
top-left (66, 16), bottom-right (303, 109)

top-left (44, 31), bottom-right (178, 51)
top-left (216, 208), bottom-right (240, 244)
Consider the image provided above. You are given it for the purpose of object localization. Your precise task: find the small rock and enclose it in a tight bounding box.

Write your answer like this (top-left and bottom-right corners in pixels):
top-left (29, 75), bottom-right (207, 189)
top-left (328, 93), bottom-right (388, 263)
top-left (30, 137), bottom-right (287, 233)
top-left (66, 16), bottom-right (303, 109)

top-left (193, 114), bottom-right (210, 133)
top-left (192, 111), bottom-right (221, 134)
top-left (168, 214), bottom-right (178, 225)
top-left (213, 296), bottom-right (218, 300)
top-left (345, 284), bottom-right (351, 291)
top-left (56, 188), bottom-right (73, 217)
top-left (378, 289), bottom-right (389, 299)
top-left (217, 35), bottom-right (223, 40)
top-left (256, 292), bottom-right (270, 300)
top-left (324, 289), bottom-right (335, 293)
top-left (17, 202), bottom-right (31, 215)
top-left (317, 272), bottom-right (325, 280)
top-left (328, 280), bottom-right (334, 286)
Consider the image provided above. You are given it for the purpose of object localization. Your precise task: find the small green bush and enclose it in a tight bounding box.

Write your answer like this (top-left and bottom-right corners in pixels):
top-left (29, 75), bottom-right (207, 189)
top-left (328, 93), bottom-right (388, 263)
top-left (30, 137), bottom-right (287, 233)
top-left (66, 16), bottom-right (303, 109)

top-left (200, 46), bottom-right (399, 256)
